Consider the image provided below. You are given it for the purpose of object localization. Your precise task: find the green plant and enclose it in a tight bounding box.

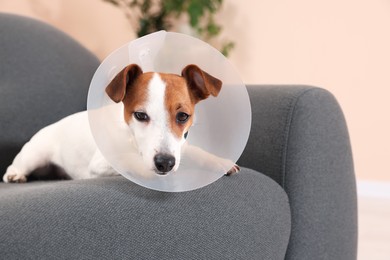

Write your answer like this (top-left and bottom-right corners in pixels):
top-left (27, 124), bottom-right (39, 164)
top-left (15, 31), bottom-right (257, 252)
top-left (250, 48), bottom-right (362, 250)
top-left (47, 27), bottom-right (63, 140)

top-left (103, 0), bottom-right (235, 56)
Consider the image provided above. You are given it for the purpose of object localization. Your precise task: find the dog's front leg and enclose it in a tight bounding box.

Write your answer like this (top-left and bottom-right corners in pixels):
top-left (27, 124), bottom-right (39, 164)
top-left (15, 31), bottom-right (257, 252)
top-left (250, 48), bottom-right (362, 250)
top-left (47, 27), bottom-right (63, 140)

top-left (88, 150), bottom-right (118, 178)
top-left (3, 132), bottom-right (53, 183)
top-left (182, 144), bottom-right (240, 176)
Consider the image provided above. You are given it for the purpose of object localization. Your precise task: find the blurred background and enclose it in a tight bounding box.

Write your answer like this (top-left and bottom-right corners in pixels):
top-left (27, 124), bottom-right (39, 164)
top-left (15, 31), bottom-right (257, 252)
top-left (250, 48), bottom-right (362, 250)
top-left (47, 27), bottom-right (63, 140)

top-left (1, 0), bottom-right (389, 258)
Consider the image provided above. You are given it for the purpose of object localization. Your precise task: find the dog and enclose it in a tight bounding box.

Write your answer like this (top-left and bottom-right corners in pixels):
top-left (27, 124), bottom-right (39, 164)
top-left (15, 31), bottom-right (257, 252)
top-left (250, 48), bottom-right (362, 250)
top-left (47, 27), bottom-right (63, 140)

top-left (3, 64), bottom-right (239, 183)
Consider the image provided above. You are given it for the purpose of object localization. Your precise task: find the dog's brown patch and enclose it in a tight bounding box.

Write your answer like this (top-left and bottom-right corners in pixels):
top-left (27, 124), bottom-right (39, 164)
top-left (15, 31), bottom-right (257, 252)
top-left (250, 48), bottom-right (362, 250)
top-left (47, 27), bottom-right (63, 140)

top-left (122, 73), bottom-right (154, 123)
top-left (106, 64), bottom-right (222, 140)
top-left (106, 64), bottom-right (143, 103)
top-left (160, 73), bottom-right (195, 139)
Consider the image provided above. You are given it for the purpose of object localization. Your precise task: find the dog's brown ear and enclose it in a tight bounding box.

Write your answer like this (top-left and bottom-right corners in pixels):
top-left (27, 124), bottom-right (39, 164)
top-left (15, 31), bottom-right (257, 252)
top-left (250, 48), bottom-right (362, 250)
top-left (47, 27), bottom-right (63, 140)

top-left (181, 64), bottom-right (222, 103)
top-left (105, 64), bottom-right (143, 103)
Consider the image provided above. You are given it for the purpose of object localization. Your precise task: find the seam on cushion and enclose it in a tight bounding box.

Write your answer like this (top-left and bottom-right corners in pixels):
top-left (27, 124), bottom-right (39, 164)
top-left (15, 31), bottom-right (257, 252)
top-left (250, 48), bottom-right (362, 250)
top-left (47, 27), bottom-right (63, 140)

top-left (280, 87), bottom-right (323, 189)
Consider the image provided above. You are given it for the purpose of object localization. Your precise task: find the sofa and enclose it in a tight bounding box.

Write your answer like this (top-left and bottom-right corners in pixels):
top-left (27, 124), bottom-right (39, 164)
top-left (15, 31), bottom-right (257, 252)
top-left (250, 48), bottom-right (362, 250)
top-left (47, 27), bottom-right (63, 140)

top-left (0, 13), bottom-right (357, 259)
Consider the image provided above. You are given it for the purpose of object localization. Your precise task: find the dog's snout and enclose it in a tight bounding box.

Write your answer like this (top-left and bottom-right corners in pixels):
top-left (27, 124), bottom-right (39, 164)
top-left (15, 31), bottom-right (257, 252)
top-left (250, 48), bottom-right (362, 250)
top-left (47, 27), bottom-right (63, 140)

top-left (154, 154), bottom-right (175, 174)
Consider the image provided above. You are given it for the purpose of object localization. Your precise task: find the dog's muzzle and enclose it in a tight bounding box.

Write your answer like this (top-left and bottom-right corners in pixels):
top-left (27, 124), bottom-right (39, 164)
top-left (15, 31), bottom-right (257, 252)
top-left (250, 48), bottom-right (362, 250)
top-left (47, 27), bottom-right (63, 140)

top-left (154, 153), bottom-right (176, 175)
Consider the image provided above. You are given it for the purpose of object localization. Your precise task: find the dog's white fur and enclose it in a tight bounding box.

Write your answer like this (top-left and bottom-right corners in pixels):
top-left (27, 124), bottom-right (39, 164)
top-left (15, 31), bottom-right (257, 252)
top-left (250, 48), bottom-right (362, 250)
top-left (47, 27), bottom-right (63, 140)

top-left (4, 112), bottom-right (105, 182)
top-left (3, 66), bottom-right (238, 183)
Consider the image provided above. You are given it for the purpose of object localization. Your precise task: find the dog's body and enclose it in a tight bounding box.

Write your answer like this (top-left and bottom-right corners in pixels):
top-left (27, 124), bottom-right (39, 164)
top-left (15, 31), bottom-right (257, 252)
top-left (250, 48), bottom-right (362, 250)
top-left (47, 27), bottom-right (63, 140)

top-left (3, 64), bottom-right (239, 183)
top-left (4, 111), bottom-right (115, 182)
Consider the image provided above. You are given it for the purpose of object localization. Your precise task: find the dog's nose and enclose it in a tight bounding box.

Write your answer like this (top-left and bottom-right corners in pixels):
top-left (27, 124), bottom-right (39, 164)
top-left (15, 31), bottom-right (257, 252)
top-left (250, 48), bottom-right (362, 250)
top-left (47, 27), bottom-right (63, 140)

top-left (154, 154), bottom-right (176, 174)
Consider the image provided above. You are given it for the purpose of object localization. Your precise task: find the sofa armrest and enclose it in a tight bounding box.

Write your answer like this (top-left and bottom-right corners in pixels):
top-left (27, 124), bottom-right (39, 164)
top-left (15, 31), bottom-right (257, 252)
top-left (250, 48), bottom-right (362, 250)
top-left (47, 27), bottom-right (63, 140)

top-left (0, 13), bottom-right (100, 176)
top-left (239, 85), bottom-right (357, 259)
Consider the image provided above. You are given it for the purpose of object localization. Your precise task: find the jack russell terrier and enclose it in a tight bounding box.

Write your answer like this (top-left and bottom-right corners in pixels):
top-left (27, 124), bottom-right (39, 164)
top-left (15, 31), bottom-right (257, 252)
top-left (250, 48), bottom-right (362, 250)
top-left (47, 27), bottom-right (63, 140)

top-left (3, 64), bottom-right (239, 183)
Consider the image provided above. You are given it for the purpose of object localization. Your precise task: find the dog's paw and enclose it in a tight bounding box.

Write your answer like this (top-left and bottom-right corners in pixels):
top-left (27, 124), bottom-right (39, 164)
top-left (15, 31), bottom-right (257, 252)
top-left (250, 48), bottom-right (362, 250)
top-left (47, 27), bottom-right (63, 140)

top-left (3, 168), bottom-right (27, 183)
top-left (225, 164), bottom-right (240, 176)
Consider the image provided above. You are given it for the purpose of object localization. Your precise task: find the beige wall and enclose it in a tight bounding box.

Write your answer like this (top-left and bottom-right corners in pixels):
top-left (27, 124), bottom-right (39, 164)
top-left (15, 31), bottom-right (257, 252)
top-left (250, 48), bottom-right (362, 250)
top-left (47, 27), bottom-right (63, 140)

top-left (219, 0), bottom-right (390, 181)
top-left (0, 0), bottom-right (136, 57)
top-left (1, 0), bottom-right (389, 181)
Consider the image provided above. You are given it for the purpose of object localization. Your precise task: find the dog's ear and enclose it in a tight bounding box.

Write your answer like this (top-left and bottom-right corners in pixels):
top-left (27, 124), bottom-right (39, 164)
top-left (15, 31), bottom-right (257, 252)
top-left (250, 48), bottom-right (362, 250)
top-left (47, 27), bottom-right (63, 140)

top-left (181, 64), bottom-right (222, 103)
top-left (105, 64), bottom-right (143, 103)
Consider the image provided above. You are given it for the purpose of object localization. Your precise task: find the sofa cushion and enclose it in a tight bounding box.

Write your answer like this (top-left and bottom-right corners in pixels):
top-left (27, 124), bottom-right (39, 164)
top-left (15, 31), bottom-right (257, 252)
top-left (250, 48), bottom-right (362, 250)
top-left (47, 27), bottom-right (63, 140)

top-left (0, 167), bottom-right (291, 259)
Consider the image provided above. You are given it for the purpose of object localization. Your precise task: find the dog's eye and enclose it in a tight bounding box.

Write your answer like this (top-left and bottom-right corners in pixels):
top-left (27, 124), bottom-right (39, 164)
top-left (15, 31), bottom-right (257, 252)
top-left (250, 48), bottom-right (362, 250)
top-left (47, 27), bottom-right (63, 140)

top-left (176, 112), bottom-right (190, 124)
top-left (134, 112), bottom-right (149, 122)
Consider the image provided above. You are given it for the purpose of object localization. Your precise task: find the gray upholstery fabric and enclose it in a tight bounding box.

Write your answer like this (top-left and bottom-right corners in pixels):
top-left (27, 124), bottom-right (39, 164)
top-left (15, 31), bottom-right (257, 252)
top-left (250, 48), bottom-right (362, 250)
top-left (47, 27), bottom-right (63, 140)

top-left (0, 13), bottom-right (99, 175)
top-left (0, 169), bottom-right (291, 260)
top-left (239, 86), bottom-right (357, 259)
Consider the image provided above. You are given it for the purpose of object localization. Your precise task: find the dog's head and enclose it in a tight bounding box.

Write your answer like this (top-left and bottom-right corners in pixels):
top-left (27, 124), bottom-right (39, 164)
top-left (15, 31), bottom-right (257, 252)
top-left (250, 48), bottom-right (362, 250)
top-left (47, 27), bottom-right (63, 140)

top-left (105, 64), bottom-right (222, 175)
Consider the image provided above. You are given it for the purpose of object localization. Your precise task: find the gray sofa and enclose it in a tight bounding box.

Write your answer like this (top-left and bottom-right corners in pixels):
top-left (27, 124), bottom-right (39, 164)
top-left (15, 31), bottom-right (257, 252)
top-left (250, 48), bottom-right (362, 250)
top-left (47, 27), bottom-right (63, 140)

top-left (0, 13), bottom-right (357, 259)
